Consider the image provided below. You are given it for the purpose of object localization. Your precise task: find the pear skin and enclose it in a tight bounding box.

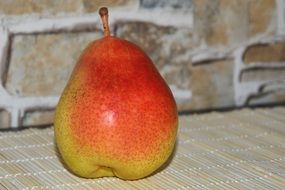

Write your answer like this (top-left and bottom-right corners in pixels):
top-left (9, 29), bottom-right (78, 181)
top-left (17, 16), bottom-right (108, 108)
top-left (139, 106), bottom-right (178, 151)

top-left (54, 7), bottom-right (178, 180)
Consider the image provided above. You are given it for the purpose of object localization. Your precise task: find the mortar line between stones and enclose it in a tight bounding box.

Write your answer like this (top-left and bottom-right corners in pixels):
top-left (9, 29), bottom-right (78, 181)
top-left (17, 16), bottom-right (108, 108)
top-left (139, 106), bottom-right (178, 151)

top-left (8, 10), bottom-right (192, 35)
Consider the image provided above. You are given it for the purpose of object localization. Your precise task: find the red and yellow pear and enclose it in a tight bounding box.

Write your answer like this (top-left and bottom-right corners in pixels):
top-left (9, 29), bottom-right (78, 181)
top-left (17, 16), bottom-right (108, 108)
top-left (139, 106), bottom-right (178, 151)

top-left (54, 7), bottom-right (178, 180)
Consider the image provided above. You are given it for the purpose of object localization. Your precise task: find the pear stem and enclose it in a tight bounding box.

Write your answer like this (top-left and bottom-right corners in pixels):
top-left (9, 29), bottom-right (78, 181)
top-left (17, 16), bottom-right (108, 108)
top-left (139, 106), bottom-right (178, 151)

top-left (99, 7), bottom-right (110, 37)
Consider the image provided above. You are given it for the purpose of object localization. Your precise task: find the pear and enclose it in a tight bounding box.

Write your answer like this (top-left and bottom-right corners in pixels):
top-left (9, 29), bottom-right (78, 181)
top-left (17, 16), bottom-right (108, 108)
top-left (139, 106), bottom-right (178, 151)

top-left (54, 7), bottom-right (178, 180)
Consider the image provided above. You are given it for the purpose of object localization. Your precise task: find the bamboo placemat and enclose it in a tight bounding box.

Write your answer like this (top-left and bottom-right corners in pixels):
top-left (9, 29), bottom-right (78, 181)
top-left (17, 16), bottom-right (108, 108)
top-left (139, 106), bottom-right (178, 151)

top-left (0, 107), bottom-right (285, 189)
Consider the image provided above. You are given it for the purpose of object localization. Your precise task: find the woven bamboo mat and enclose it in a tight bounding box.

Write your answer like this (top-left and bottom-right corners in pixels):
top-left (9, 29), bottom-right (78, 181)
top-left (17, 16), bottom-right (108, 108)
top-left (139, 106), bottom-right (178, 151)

top-left (1, 107), bottom-right (285, 190)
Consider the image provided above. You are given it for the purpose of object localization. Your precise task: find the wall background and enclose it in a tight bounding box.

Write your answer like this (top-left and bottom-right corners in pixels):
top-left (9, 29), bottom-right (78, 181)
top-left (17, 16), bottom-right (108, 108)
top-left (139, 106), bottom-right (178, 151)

top-left (0, 0), bottom-right (285, 128)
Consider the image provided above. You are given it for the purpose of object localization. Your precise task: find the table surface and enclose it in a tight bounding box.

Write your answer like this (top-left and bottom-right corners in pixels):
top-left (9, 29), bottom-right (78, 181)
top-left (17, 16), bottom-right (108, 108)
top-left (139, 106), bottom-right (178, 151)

top-left (0, 107), bottom-right (285, 190)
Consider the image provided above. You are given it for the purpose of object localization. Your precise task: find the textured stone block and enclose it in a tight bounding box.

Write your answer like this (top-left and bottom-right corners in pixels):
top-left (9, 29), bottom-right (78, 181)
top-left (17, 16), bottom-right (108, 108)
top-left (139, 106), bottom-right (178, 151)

top-left (115, 22), bottom-right (193, 69)
top-left (162, 64), bottom-right (191, 90)
top-left (6, 31), bottom-right (101, 96)
top-left (23, 110), bottom-right (54, 126)
top-left (140, 0), bottom-right (192, 9)
top-left (193, 0), bottom-right (276, 48)
top-left (244, 42), bottom-right (285, 64)
top-left (241, 68), bottom-right (285, 82)
top-left (249, 0), bottom-right (276, 36)
top-left (193, 0), bottom-right (248, 47)
top-left (0, 0), bottom-right (82, 15)
top-left (189, 60), bottom-right (234, 110)
top-left (0, 110), bottom-right (10, 129)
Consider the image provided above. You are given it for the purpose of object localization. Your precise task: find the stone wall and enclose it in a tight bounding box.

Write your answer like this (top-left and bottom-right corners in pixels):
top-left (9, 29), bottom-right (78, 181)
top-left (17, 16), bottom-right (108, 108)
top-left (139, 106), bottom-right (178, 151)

top-left (0, 0), bottom-right (284, 128)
